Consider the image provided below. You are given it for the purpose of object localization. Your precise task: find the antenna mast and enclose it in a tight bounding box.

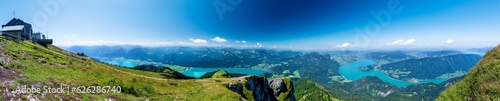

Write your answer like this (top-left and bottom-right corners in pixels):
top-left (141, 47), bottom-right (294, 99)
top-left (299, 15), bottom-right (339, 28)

top-left (12, 10), bottom-right (15, 18)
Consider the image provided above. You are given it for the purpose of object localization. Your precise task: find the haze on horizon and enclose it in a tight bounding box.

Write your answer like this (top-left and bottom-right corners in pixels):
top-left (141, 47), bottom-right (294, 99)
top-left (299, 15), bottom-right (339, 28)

top-left (0, 0), bottom-right (499, 50)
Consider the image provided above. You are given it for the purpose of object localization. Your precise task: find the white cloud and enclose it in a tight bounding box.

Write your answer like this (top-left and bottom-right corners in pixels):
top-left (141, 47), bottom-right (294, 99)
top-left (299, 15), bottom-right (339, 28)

top-left (189, 38), bottom-right (208, 44)
top-left (176, 41), bottom-right (185, 44)
top-left (211, 37), bottom-right (227, 43)
top-left (444, 39), bottom-right (455, 44)
top-left (242, 41), bottom-right (247, 44)
top-left (335, 43), bottom-right (354, 48)
top-left (256, 43), bottom-right (263, 47)
top-left (386, 39), bottom-right (416, 45)
top-left (151, 41), bottom-right (175, 46)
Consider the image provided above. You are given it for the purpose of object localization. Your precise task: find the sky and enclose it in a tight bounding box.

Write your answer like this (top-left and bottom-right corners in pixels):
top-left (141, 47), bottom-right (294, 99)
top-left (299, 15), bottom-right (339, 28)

top-left (0, 0), bottom-right (499, 50)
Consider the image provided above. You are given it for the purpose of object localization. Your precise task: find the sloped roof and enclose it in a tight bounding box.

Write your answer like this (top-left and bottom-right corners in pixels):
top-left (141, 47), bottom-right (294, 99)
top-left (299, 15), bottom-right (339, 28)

top-left (3, 18), bottom-right (31, 27)
top-left (1, 25), bottom-right (24, 31)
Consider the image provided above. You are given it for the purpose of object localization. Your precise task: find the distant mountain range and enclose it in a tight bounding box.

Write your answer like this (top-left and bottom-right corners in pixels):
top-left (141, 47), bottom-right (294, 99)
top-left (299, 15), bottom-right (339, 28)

top-left (67, 46), bottom-right (304, 68)
top-left (378, 54), bottom-right (481, 80)
top-left (0, 37), bottom-right (297, 100)
top-left (272, 52), bottom-right (341, 84)
top-left (329, 76), bottom-right (465, 101)
top-left (62, 45), bottom-right (489, 100)
top-left (416, 50), bottom-right (464, 57)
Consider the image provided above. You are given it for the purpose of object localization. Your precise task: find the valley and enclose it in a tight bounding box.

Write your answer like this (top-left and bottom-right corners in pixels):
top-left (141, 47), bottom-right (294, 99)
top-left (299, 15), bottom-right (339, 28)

top-left (1, 0), bottom-right (498, 100)
top-left (0, 37), bottom-right (297, 100)
top-left (64, 45), bottom-right (488, 100)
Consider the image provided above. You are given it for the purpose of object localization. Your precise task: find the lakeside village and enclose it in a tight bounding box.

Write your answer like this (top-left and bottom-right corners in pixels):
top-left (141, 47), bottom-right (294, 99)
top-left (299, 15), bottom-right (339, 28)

top-left (1, 18), bottom-right (52, 46)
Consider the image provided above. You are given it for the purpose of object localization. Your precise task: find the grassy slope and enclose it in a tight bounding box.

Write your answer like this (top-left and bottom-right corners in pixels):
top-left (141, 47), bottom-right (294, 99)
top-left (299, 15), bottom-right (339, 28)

top-left (278, 78), bottom-right (293, 101)
top-left (437, 45), bottom-right (500, 100)
top-left (0, 36), bottom-right (244, 100)
top-left (293, 79), bottom-right (339, 101)
top-left (201, 70), bottom-right (230, 78)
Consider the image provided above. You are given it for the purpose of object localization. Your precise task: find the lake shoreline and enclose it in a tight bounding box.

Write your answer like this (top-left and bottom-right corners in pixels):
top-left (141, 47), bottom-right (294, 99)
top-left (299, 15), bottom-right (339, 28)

top-left (339, 58), bottom-right (449, 88)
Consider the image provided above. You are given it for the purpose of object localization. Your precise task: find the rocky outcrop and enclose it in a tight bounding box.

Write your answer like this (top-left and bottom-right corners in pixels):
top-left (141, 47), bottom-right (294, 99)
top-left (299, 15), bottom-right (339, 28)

top-left (269, 78), bottom-right (296, 101)
top-left (245, 76), bottom-right (278, 101)
top-left (228, 82), bottom-right (243, 94)
top-left (269, 78), bottom-right (285, 95)
top-left (228, 76), bottom-right (296, 101)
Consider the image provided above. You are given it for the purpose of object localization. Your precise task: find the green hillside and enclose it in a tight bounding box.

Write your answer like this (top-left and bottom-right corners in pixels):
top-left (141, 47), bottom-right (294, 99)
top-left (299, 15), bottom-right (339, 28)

top-left (437, 45), bottom-right (500, 100)
top-left (201, 70), bottom-right (231, 78)
top-left (293, 79), bottom-right (339, 101)
top-left (0, 36), bottom-right (245, 100)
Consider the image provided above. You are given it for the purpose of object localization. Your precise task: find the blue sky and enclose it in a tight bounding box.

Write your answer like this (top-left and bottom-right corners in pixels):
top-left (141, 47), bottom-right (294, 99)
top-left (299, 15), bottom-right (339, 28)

top-left (0, 0), bottom-right (499, 50)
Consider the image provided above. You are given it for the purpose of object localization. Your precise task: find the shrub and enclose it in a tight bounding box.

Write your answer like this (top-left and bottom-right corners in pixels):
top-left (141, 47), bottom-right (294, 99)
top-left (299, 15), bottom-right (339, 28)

top-left (122, 85), bottom-right (157, 97)
top-left (106, 78), bottom-right (157, 97)
top-left (104, 78), bottom-right (123, 86)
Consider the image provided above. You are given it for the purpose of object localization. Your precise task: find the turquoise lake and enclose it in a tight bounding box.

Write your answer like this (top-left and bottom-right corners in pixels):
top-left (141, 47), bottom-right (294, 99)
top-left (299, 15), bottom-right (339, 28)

top-left (339, 58), bottom-right (448, 88)
top-left (95, 57), bottom-right (449, 87)
top-left (94, 58), bottom-right (266, 78)
top-left (95, 58), bottom-right (138, 68)
top-left (181, 68), bottom-right (266, 78)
